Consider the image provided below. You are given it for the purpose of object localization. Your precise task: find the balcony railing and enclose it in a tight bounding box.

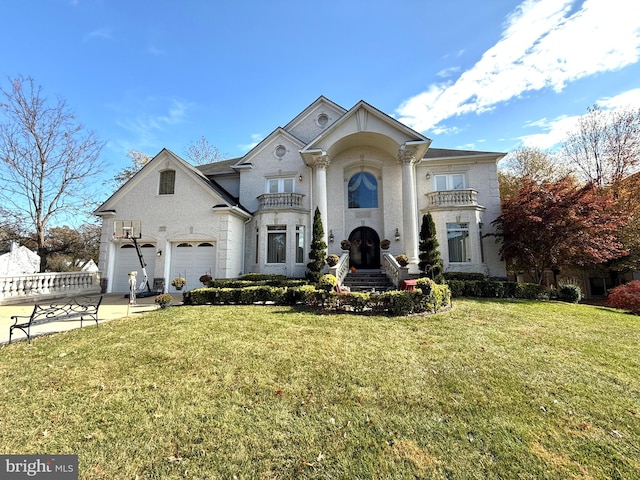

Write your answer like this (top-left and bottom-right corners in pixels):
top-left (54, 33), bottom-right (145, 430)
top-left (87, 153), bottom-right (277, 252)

top-left (257, 192), bottom-right (305, 210)
top-left (425, 189), bottom-right (480, 208)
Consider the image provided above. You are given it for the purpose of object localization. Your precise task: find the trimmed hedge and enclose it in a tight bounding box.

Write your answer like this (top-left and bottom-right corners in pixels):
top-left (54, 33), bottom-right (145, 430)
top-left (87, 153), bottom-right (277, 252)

top-left (446, 279), bottom-right (544, 299)
top-left (183, 283), bottom-right (452, 316)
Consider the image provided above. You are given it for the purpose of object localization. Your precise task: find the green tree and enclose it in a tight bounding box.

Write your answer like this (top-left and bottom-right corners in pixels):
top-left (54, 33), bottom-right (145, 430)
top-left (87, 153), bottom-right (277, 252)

top-left (306, 207), bottom-right (327, 283)
top-left (418, 213), bottom-right (444, 282)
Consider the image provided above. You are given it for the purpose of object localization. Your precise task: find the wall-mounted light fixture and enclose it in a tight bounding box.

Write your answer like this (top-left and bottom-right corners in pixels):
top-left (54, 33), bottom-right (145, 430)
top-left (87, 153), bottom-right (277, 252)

top-left (298, 174), bottom-right (303, 181)
top-left (328, 230), bottom-right (334, 243)
top-left (425, 172), bottom-right (431, 179)
top-left (156, 250), bottom-right (162, 257)
top-left (395, 228), bottom-right (401, 241)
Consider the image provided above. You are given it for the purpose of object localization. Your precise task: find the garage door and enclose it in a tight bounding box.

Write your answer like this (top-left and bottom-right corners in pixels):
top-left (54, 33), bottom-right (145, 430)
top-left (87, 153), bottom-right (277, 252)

top-left (169, 242), bottom-right (216, 292)
top-left (113, 243), bottom-right (156, 293)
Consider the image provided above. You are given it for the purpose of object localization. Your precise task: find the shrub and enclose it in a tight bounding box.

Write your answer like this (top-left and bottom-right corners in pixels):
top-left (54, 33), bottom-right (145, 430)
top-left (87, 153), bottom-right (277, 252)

top-left (240, 273), bottom-right (286, 282)
top-left (415, 277), bottom-right (436, 296)
top-left (444, 272), bottom-right (486, 281)
top-left (382, 290), bottom-right (421, 316)
top-left (607, 281), bottom-right (640, 314)
top-left (343, 292), bottom-right (370, 312)
top-left (154, 293), bottom-right (173, 306)
top-left (515, 283), bottom-right (544, 300)
top-left (318, 274), bottom-right (338, 292)
top-left (558, 284), bottom-right (582, 303)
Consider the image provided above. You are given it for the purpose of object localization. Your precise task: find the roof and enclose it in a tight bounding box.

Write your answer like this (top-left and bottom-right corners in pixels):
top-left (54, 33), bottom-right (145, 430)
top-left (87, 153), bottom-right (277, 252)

top-left (195, 158), bottom-right (241, 176)
top-left (424, 147), bottom-right (506, 160)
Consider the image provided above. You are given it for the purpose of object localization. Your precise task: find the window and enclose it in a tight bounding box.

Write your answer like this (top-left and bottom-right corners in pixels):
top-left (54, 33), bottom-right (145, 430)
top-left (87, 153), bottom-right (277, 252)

top-left (159, 170), bottom-right (176, 195)
top-left (348, 172), bottom-right (378, 208)
top-left (267, 178), bottom-right (294, 194)
top-left (296, 225), bottom-right (305, 263)
top-left (267, 225), bottom-right (286, 263)
top-left (434, 174), bottom-right (465, 191)
top-left (447, 223), bottom-right (471, 262)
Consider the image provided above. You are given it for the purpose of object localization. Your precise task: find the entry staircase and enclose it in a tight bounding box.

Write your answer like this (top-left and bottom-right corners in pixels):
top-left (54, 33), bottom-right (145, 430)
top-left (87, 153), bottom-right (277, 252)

top-left (341, 269), bottom-right (395, 293)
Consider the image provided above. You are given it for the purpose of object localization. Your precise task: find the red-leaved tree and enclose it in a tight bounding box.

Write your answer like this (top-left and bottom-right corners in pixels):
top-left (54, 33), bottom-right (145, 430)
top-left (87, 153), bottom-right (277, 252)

top-left (607, 281), bottom-right (640, 314)
top-left (492, 176), bottom-right (627, 284)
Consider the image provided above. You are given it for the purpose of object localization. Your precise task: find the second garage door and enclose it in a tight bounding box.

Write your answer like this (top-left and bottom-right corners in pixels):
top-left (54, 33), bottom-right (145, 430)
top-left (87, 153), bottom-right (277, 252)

top-left (169, 242), bottom-right (216, 292)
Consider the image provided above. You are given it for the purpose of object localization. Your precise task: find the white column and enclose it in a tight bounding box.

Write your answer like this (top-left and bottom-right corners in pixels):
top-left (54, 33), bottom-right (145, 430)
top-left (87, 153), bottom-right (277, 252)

top-left (398, 145), bottom-right (420, 270)
top-left (313, 154), bottom-right (331, 244)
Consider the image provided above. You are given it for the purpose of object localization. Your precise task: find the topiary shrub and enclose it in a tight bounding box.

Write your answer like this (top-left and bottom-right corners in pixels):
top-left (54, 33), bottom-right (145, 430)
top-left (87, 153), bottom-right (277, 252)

top-left (318, 274), bottom-right (338, 292)
top-left (607, 281), bottom-right (640, 314)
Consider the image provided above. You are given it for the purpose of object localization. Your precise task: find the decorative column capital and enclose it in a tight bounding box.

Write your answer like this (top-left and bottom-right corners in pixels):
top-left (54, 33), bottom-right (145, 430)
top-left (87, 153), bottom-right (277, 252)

top-left (312, 153), bottom-right (331, 170)
top-left (397, 144), bottom-right (422, 165)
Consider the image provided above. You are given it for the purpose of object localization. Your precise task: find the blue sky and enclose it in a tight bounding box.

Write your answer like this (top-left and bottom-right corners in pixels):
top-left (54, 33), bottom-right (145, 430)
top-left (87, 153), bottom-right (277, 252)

top-left (1, 0), bottom-right (639, 191)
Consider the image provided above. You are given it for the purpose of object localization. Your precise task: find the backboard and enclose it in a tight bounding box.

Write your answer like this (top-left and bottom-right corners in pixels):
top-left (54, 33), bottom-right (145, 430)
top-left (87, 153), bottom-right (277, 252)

top-left (113, 220), bottom-right (142, 239)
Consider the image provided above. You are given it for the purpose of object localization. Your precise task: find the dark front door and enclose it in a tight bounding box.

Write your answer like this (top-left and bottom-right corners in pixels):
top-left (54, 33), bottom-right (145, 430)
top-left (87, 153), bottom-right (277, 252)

top-left (349, 227), bottom-right (380, 269)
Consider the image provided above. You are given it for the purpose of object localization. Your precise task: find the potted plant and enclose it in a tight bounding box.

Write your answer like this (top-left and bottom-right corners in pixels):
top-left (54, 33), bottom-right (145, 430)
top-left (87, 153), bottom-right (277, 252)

top-left (326, 254), bottom-right (339, 267)
top-left (171, 277), bottom-right (186, 290)
top-left (199, 273), bottom-right (212, 285)
top-left (155, 293), bottom-right (173, 308)
top-left (395, 254), bottom-right (409, 267)
top-left (380, 239), bottom-right (391, 250)
top-left (340, 240), bottom-right (351, 251)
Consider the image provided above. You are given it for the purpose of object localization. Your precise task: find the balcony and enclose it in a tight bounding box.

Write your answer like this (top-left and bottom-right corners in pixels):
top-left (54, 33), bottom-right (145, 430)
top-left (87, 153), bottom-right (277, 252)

top-left (257, 192), bottom-right (305, 210)
top-left (425, 189), bottom-right (481, 209)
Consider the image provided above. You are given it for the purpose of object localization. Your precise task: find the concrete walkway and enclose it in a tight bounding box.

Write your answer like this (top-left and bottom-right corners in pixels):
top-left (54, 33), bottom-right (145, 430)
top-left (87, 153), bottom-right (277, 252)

top-left (0, 293), bottom-right (183, 345)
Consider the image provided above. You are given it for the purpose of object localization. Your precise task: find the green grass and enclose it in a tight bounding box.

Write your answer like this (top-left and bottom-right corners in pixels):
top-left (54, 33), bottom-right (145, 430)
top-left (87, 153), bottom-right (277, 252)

top-left (1, 300), bottom-right (639, 479)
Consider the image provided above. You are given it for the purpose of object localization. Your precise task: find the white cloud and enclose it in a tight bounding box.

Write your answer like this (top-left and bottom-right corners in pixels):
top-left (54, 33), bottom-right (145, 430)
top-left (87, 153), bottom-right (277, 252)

top-left (518, 88), bottom-right (640, 149)
top-left (115, 98), bottom-right (192, 149)
top-left (396, 0), bottom-right (640, 133)
top-left (84, 27), bottom-right (113, 41)
top-left (238, 133), bottom-right (263, 152)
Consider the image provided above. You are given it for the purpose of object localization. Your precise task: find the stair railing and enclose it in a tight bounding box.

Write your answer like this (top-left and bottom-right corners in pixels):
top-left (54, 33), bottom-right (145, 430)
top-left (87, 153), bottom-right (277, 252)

top-left (382, 252), bottom-right (409, 289)
top-left (329, 252), bottom-right (350, 286)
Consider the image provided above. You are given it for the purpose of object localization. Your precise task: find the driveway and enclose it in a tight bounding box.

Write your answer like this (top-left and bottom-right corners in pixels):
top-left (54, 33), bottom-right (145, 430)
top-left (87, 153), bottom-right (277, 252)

top-left (0, 293), bottom-right (183, 345)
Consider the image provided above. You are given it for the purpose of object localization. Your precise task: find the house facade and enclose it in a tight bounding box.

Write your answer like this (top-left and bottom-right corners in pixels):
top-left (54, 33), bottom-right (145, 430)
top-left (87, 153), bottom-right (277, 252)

top-left (95, 97), bottom-right (507, 293)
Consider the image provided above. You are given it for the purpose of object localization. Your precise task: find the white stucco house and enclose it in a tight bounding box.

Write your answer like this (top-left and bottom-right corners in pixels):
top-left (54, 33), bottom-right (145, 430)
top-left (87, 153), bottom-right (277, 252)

top-left (95, 96), bottom-right (507, 293)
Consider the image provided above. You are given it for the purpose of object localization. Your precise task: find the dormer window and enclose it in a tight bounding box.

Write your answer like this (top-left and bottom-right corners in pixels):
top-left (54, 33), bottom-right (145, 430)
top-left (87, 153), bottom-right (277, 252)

top-left (159, 169), bottom-right (176, 195)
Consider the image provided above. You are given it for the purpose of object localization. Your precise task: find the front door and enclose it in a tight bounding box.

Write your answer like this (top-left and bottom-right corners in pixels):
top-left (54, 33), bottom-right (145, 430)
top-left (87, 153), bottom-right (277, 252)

top-left (348, 227), bottom-right (380, 269)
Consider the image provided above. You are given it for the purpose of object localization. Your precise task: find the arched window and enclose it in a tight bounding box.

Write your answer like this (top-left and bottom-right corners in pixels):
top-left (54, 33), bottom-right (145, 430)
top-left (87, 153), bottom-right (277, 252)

top-left (348, 172), bottom-right (378, 208)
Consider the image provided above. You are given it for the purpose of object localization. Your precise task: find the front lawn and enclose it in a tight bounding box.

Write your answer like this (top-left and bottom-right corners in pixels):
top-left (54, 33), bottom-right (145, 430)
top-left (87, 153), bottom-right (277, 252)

top-left (1, 300), bottom-right (639, 479)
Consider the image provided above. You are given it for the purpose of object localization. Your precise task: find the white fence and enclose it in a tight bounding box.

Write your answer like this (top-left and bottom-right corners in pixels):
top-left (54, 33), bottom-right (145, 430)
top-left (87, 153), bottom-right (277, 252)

top-left (0, 272), bottom-right (101, 305)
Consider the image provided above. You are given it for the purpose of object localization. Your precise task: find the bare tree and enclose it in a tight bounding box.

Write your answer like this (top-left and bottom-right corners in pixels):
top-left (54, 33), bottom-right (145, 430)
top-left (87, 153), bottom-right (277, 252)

top-left (110, 149), bottom-right (152, 188)
top-left (0, 76), bottom-right (104, 271)
top-left (562, 105), bottom-right (640, 188)
top-left (498, 147), bottom-right (566, 200)
top-left (185, 136), bottom-right (226, 165)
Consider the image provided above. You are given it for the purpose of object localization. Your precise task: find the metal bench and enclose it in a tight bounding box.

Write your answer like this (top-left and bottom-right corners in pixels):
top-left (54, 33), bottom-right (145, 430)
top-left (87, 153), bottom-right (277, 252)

top-left (9, 295), bottom-right (103, 344)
